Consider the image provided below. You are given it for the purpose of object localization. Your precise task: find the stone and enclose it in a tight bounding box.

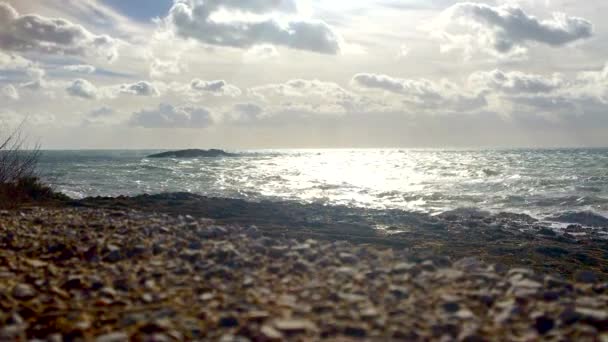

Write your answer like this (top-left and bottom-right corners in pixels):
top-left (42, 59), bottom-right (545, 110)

top-left (575, 270), bottom-right (598, 284)
top-left (95, 332), bottom-right (129, 342)
top-left (12, 283), bottom-right (36, 300)
top-left (534, 316), bottom-right (555, 334)
top-left (260, 325), bottom-right (283, 340)
top-left (219, 316), bottom-right (239, 328)
top-left (344, 326), bottom-right (367, 338)
top-left (442, 302), bottom-right (460, 313)
top-left (104, 245), bottom-right (123, 263)
top-left (339, 253), bottom-right (357, 264)
top-left (575, 307), bottom-right (608, 325)
top-left (274, 319), bottom-right (317, 333)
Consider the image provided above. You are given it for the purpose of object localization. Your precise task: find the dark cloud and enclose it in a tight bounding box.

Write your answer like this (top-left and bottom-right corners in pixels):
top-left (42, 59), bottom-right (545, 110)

top-left (0, 3), bottom-right (118, 60)
top-left (167, 0), bottom-right (341, 54)
top-left (433, 3), bottom-right (592, 58)
top-left (469, 70), bottom-right (563, 94)
top-left (89, 106), bottom-right (115, 117)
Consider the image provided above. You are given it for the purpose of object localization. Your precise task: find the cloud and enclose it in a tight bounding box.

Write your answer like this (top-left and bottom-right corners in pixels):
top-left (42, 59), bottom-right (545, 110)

top-left (0, 84), bottom-right (19, 100)
top-left (64, 64), bottom-right (96, 73)
top-left (243, 44), bottom-right (280, 62)
top-left (66, 79), bottom-right (98, 99)
top-left (469, 69), bottom-right (564, 94)
top-left (129, 103), bottom-right (212, 128)
top-left (397, 45), bottom-right (410, 59)
top-left (0, 51), bottom-right (31, 70)
top-left (150, 58), bottom-right (182, 78)
top-left (65, 80), bottom-right (160, 99)
top-left (165, 0), bottom-right (342, 54)
top-left (118, 81), bottom-right (159, 96)
top-left (0, 51), bottom-right (45, 84)
top-left (89, 106), bottom-right (115, 117)
top-left (228, 103), bottom-right (264, 122)
top-left (190, 79), bottom-right (241, 97)
top-left (429, 2), bottom-right (593, 58)
top-left (250, 79), bottom-right (360, 114)
top-left (0, 2), bottom-right (119, 60)
top-left (351, 73), bottom-right (486, 111)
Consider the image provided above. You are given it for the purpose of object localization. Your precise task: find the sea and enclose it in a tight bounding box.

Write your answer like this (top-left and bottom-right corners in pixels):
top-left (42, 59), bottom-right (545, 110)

top-left (37, 148), bottom-right (608, 221)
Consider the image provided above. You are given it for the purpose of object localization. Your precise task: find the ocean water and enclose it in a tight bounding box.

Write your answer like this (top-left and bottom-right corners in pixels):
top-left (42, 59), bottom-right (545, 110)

top-left (38, 149), bottom-right (608, 220)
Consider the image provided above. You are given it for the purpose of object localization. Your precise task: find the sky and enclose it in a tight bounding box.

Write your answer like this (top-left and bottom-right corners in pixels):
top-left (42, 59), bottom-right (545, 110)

top-left (1, 0), bottom-right (607, 149)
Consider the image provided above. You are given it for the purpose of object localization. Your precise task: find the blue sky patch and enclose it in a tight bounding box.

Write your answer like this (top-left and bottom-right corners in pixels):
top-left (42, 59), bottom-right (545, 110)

top-left (100, 0), bottom-right (174, 21)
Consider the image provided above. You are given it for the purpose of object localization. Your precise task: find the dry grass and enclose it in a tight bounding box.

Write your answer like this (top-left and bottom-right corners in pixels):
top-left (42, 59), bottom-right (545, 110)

top-left (0, 123), bottom-right (67, 208)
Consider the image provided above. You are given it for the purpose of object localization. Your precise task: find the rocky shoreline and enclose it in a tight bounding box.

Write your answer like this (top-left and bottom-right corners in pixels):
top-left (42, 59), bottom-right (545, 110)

top-left (1, 206), bottom-right (607, 341)
top-left (73, 193), bottom-right (608, 280)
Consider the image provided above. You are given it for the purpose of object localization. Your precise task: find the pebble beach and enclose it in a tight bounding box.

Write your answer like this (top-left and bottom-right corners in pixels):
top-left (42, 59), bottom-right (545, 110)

top-left (1, 207), bottom-right (607, 341)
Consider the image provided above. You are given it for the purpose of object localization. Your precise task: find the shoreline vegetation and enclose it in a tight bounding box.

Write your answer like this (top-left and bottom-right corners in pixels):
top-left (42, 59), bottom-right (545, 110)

top-left (1, 142), bottom-right (607, 340)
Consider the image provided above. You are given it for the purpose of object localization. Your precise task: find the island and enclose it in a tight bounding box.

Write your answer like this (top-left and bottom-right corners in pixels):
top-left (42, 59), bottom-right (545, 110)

top-left (146, 149), bottom-right (237, 158)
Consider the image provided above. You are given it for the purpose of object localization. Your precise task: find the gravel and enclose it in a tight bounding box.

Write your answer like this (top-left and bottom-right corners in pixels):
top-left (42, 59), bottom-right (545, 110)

top-left (0, 207), bottom-right (607, 341)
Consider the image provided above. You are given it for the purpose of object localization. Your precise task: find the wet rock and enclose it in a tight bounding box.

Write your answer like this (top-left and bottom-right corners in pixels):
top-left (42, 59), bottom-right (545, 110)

top-left (547, 211), bottom-right (608, 227)
top-left (535, 246), bottom-right (569, 258)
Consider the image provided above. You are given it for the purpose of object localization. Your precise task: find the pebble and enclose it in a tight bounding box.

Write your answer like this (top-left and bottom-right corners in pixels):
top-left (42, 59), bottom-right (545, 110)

top-left (12, 283), bottom-right (36, 299)
top-left (575, 270), bottom-right (598, 284)
top-left (260, 325), bottom-right (283, 340)
top-left (0, 207), bottom-right (606, 341)
top-left (95, 332), bottom-right (129, 342)
top-left (534, 316), bottom-right (555, 334)
top-left (274, 319), bottom-right (317, 333)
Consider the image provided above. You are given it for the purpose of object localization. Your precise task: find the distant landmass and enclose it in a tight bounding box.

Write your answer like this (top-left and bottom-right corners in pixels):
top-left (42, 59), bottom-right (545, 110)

top-left (146, 149), bottom-right (237, 158)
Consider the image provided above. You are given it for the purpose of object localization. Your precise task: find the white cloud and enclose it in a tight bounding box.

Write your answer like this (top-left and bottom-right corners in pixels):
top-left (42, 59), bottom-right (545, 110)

top-left (0, 51), bottom-right (31, 70)
top-left (65, 79), bottom-right (160, 99)
top-left (0, 84), bottom-right (19, 100)
top-left (351, 72), bottom-right (487, 111)
top-left (250, 79), bottom-right (359, 114)
top-left (0, 2), bottom-right (119, 61)
top-left (228, 103), bottom-right (264, 123)
top-left (66, 79), bottom-right (98, 99)
top-left (0, 51), bottom-right (45, 84)
top-left (129, 103), bottom-right (212, 128)
top-left (243, 44), bottom-right (280, 62)
top-left (64, 64), bottom-right (96, 73)
top-left (190, 79), bottom-right (242, 97)
top-left (429, 2), bottom-right (593, 59)
top-left (150, 58), bottom-right (182, 78)
top-left (397, 45), bottom-right (410, 59)
top-left (164, 0), bottom-right (342, 54)
top-left (117, 81), bottom-right (160, 97)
